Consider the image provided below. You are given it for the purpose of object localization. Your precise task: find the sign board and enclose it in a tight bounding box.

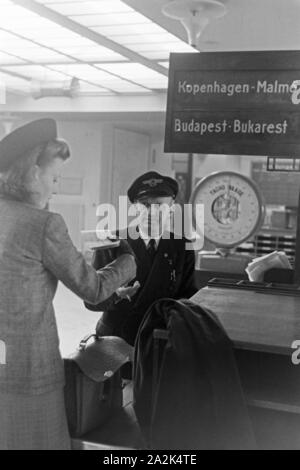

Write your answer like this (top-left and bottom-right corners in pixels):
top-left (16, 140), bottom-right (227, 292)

top-left (164, 51), bottom-right (300, 156)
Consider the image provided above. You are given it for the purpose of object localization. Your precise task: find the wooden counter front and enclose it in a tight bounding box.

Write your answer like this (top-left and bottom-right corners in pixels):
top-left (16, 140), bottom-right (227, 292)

top-left (191, 287), bottom-right (300, 449)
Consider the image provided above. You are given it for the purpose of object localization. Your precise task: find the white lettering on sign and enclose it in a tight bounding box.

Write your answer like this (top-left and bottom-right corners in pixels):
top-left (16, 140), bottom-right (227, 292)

top-left (174, 118), bottom-right (288, 136)
top-left (177, 79), bottom-right (300, 99)
top-left (174, 118), bottom-right (228, 135)
top-left (0, 340), bottom-right (6, 365)
top-left (256, 80), bottom-right (292, 94)
top-left (178, 80), bottom-right (250, 97)
top-left (233, 119), bottom-right (288, 135)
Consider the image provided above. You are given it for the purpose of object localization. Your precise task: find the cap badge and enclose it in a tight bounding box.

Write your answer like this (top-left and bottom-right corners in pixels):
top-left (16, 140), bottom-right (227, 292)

top-left (143, 178), bottom-right (163, 188)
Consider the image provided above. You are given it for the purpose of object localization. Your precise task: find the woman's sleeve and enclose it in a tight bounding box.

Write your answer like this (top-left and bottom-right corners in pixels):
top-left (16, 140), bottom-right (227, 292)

top-left (84, 248), bottom-right (120, 311)
top-left (42, 212), bottom-right (136, 304)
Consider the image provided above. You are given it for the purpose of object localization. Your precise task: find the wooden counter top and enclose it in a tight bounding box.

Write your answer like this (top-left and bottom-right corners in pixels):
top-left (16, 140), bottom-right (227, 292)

top-left (191, 287), bottom-right (300, 356)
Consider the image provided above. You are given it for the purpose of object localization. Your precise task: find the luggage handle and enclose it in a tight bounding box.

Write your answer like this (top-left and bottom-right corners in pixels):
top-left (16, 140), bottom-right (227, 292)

top-left (78, 333), bottom-right (100, 352)
top-left (78, 335), bottom-right (117, 392)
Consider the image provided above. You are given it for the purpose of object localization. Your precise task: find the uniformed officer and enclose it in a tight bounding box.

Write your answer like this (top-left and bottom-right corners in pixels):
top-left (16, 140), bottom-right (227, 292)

top-left (85, 171), bottom-right (197, 346)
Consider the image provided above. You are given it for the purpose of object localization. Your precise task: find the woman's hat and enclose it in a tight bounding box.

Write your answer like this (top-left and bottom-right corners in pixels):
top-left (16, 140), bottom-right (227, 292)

top-left (128, 171), bottom-right (178, 203)
top-left (0, 118), bottom-right (57, 172)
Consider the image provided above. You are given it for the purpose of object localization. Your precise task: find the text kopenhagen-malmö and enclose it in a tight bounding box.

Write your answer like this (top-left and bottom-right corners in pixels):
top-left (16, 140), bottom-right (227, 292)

top-left (177, 79), bottom-right (297, 97)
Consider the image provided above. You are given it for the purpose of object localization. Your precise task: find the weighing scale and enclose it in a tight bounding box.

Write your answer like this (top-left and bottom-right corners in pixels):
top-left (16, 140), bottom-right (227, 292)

top-left (190, 171), bottom-right (265, 273)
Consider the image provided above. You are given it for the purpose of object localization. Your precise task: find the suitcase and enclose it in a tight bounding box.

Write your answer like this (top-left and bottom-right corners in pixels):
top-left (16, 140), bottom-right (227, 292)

top-left (64, 334), bottom-right (133, 437)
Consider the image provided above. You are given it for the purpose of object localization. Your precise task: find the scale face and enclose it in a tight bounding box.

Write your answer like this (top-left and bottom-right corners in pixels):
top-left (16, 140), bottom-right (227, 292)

top-left (190, 171), bottom-right (265, 248)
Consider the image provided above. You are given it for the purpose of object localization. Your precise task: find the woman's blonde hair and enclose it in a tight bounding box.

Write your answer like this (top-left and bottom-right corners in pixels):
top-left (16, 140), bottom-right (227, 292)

top-left (0, 139), bottom-right (70, 202)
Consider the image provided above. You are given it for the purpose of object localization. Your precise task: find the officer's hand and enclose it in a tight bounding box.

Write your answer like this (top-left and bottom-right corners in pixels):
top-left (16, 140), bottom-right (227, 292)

top-left (116, 281), bottom-right (141, 301)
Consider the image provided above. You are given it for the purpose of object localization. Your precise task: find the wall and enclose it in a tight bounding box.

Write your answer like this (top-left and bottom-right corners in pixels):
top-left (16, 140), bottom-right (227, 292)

top-left (48, 120), bottom-right (103, 248)
top-left (192, 154), bottom-right (241, 186)
top-left (149, 134), bottom-right (174, 176)
top-left (192, 153), bottom-right (266, 188)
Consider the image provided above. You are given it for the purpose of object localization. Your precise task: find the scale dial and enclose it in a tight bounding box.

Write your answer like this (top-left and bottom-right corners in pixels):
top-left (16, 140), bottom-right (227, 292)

top-left (190, 171), bottom-right (265, 248)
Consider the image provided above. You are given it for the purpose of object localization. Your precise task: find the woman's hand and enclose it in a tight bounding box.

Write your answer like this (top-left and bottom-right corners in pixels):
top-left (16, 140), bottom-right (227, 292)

top-left (116, 280), bottom-right (141, 301)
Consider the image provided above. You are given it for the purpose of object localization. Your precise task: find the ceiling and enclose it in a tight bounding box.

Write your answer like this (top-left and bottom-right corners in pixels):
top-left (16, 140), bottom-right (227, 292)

top-left (0, 0), bottom-right (300, 99)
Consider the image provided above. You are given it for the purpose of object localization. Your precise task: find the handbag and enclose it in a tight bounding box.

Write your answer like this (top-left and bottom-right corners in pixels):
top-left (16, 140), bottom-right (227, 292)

top-left (64, 333), bottom-right (133, 438)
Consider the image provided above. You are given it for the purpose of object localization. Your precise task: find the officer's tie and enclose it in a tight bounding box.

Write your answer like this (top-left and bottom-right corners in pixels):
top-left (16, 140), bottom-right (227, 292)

top-left (147, 238), bottom-right (157, 263)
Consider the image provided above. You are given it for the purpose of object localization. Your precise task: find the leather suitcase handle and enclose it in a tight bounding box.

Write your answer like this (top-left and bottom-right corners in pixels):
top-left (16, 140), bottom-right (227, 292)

top-left (78, 334), bottom-right (99, 352)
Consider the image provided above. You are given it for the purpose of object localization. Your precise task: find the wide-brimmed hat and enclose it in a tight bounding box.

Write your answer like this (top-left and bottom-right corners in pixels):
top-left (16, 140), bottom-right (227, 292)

top-left (0, 118), bottom-right (57, 172)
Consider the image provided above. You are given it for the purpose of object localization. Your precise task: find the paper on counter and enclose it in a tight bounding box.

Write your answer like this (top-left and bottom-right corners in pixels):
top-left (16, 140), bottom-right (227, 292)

top-left (246, 251), bottom-right (292, 282)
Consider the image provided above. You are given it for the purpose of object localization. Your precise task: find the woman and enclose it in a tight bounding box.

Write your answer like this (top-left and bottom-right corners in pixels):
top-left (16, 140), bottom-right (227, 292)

top-left (0, 118), bottom-right (136, 450)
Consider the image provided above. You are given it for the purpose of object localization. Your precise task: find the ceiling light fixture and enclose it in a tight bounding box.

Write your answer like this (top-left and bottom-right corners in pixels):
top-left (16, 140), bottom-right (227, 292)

top-left (30, 76), bottom-right (80, 99)
top-left (162, 0), bottom-right (228, 47)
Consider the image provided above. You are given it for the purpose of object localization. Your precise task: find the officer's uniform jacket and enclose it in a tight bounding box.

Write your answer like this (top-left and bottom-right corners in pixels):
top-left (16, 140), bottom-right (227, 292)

top-left (85, 228), bottom-right (197, 345)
